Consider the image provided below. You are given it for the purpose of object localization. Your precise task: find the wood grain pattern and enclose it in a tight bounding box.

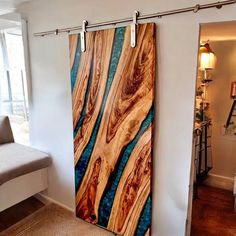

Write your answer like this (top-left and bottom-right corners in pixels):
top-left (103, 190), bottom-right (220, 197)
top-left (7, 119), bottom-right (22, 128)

top-left (74, 29), bottom-right (115, 164)
top-left (72, 32), bottom-right (95, 130)
top-left (107, 125), bottom-right (152, 235)
top-left (76, 157), bottom-right (102, 222)
top-left (70, 23), bottom-right (156, 236)
top-left (75, 23), bottom-right (154, 220)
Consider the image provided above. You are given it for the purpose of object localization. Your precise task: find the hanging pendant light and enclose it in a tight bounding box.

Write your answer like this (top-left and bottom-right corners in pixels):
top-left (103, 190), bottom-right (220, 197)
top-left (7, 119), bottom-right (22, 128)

top-left (199, 43), bottom-right (217, 70)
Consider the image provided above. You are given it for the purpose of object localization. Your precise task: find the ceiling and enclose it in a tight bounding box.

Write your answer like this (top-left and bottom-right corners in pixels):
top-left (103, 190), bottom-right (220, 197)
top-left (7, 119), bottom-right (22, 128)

top-left (0, 0), bottom-right (29, 15)
top-left (201, 21), bottom-right (236, 42)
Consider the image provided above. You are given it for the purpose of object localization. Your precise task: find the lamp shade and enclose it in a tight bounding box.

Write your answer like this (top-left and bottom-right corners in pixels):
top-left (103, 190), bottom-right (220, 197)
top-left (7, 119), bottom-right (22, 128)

top-left (199, 43), bottom-right (216, 70)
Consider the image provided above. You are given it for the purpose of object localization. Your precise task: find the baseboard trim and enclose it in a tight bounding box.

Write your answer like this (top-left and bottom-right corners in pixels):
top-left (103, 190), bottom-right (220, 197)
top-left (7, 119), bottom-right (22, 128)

top-left (34, 193), bottom-right (75, 213)
top-left (205, 174), bottom-right (234, 191)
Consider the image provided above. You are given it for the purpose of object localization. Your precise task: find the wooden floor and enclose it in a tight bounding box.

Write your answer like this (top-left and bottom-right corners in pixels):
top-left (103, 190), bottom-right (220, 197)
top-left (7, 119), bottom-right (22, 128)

top-left (0, 197), bottom-right (44, 232)
top-left (191, 185), bottom-right (236, 236)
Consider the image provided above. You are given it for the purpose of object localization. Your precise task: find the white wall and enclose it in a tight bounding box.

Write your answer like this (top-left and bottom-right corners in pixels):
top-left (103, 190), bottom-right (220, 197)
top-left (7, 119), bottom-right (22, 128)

top-left (16, 1), bottom-right (236, 235)
top-left (207, 41), bottom-right (236, 184)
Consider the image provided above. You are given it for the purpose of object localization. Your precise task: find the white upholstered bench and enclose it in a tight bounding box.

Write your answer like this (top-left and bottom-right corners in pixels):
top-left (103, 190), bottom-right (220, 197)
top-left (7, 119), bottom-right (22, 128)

top-left (0, 116), bottom-right (52, 211)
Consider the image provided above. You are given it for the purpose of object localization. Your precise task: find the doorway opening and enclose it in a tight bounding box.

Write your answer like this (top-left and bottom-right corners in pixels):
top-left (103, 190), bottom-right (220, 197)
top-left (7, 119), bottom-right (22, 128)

top-left (190, 21), bottom-right (236, 236)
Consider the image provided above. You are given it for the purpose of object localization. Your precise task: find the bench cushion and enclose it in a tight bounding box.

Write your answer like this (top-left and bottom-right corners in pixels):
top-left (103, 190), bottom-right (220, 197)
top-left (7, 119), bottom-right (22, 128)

top-left (0, 116), bottom-right (14, 144)
top-left (0, 143), bottom-right (52, 185)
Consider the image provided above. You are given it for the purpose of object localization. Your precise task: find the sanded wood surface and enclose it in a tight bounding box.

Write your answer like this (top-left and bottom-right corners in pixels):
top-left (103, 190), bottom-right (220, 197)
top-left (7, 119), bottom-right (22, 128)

top-left (74, 29), bottom-right (115, 164)
top-left (72, 33), bottom-right (95, 130)
top-left (107, 126), bottom-right (152, 235)
top-left (70, 23), bottom-right (156, 236)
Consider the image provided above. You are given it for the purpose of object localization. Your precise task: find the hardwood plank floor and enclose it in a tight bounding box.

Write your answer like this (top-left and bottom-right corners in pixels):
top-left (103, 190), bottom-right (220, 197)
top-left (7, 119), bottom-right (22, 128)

top-left (0, 197), bottom-right (44, 232)
top-left (191, 185), bottom-right (236, 236)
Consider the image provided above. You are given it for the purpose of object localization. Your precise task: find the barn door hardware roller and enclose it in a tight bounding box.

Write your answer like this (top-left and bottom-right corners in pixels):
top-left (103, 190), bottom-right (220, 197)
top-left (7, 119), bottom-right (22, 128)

top-left (130, 11), bottom-right (139, 48)
top-left (80, 20), bottom-right (88, 52)
top-left (34, 1), bottom-right (236, 37)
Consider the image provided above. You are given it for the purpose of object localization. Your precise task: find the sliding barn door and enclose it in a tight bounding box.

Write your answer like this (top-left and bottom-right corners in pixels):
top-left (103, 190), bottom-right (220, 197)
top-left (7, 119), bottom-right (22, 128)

top-left (70, 23), bottom-right (156, 236)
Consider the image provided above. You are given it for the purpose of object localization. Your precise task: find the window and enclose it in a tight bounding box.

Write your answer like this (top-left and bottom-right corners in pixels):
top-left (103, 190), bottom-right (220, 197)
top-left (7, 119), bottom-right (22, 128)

top-left (0, 26), bottom-right (29, 145)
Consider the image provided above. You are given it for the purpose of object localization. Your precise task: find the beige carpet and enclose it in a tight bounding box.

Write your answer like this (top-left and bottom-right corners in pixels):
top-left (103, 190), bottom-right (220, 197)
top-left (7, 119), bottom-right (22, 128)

top-left (0, 203), bottom-right (114, 236)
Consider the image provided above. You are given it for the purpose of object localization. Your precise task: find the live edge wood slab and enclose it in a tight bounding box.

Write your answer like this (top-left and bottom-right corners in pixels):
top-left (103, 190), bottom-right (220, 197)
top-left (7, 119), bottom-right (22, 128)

top-left (70, 23), bottom-right (156, 236)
